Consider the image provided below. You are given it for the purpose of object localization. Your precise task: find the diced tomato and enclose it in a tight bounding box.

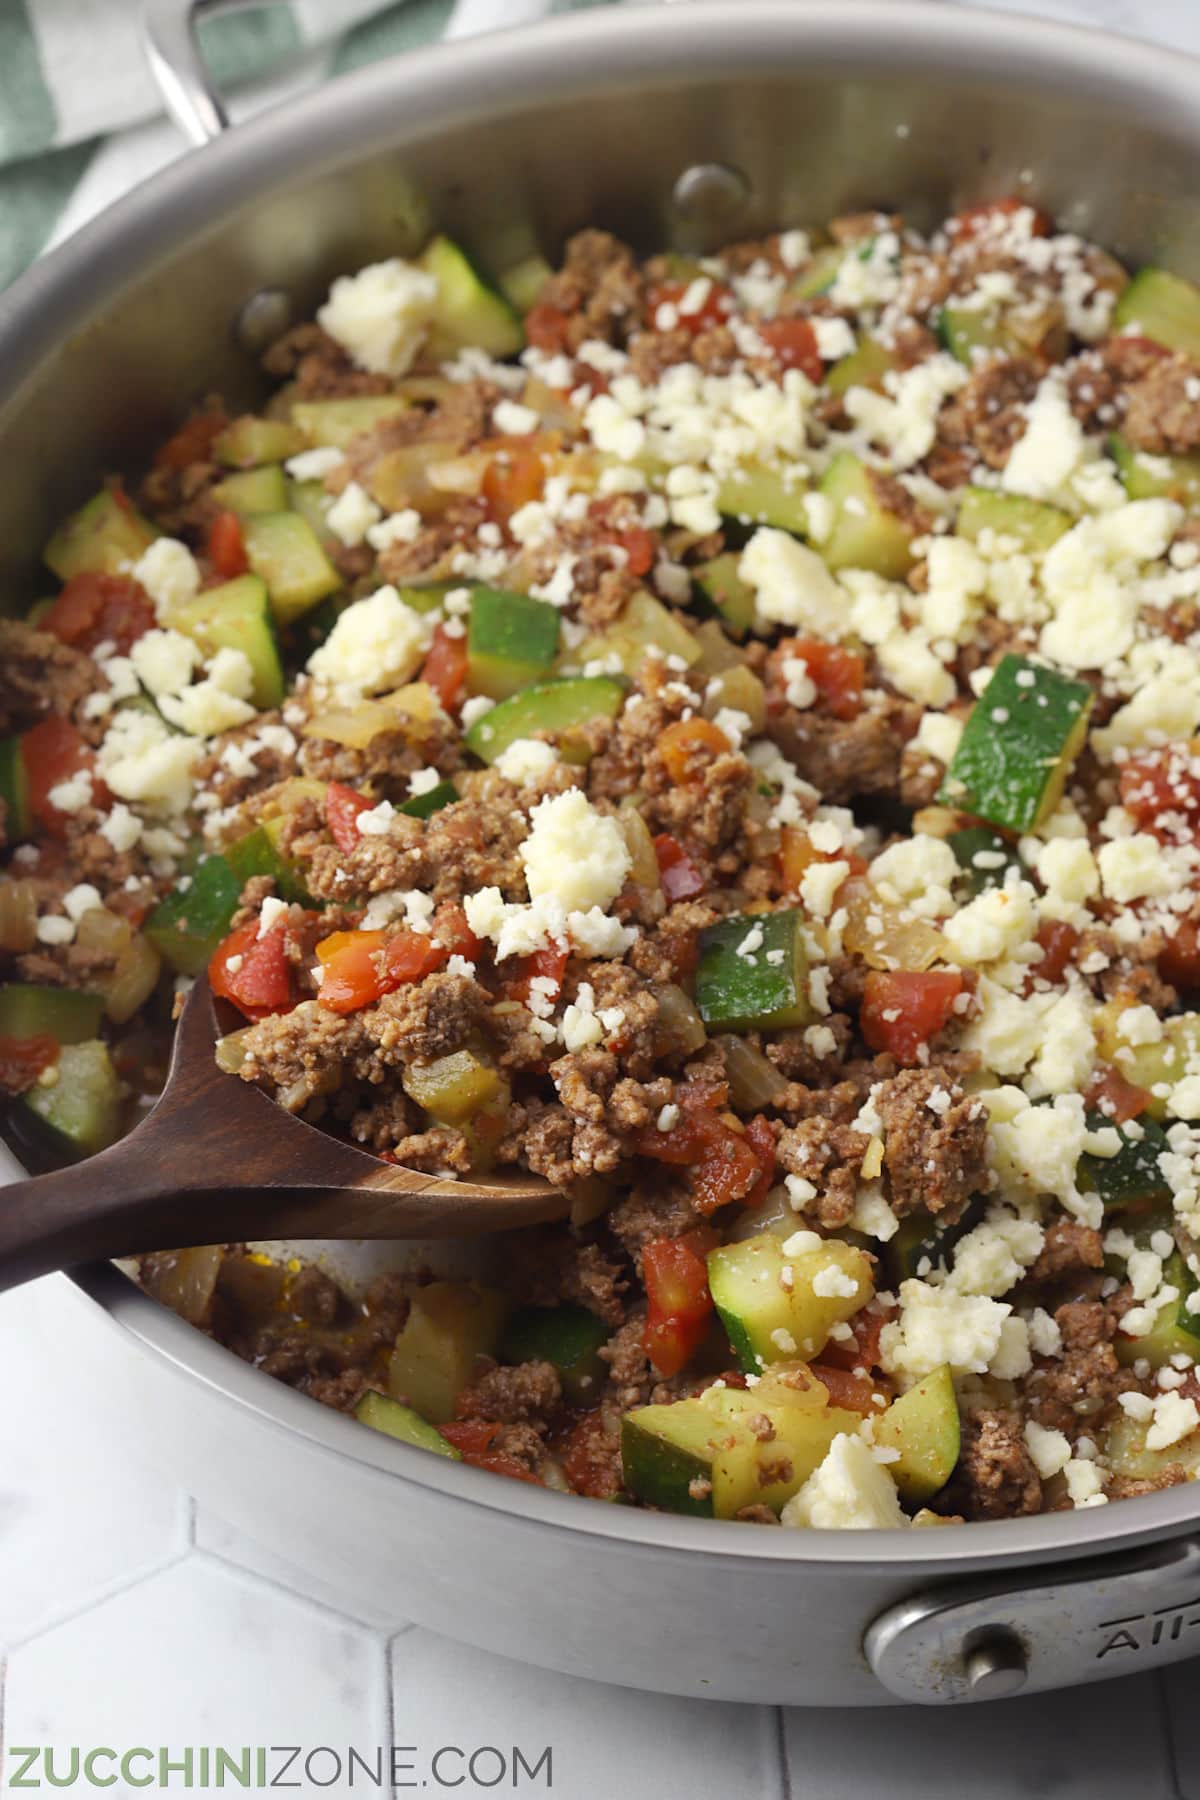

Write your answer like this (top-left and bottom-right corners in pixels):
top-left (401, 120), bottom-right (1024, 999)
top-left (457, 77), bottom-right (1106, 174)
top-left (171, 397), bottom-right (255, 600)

top-left (640, 1096), bottom-right (763, 1213)
top-left (0, 1034), bottom-right (59, 1095)
top-left (22, 718), bottom-right (97, 838)
top-left (818, 1302), bottom-right (894, 1372)
top-left (742, 1114), bottom-right (777, 1209)
top-left (315, 928), bottom-right (386, 1014)
top-left (440, 1418), bottom-right (543, 1485)
top-left (653, 833), bottom-right (706, 902)
top-left (523, 301), bottom-right (572, 355)
top-left (757, 317), bottom-right (823, 383)
top-left (948, 197), bottom-right (1052, 240)
top-left (561, 1410), bottom-right (622, 1499)
top-left (325, 781), bottom-right (373, 854)
top-left (615, 526), bottom-right (657, 578)
top-left (1024, 919), bottom-right (1079, 991)
top-left (657, 716), bottom-right (731, 784)
top-left (433, 902), bottom-right (483, 964)
top-left (860, 969), bottom-right (965, 1065)
top-left (644, 278), bottom-right (734, 334)
top-left (642, 1235), bottom-right (714, 1378)
top-left (206, 509), bottom-right (249, 579)
top-left (778, 823), bottom-right (867, 896)
top-left (209, 919), bottom-right (294, 1021)
top-left (482, 443), bottom-right (546, 526)
top-left (1120, 745), bottom-right (1200, 842)
top-left (154, 412), bottom-right (228, 471)
top-left (379, 929), bottom-right (449, 988)
top-left (1160, 914), bottom-right (1200, 993)
top-left (810, 1363), bottom-right (890, 1414)
top-left (1086, 1064), bottom-right (1153, 1126)
top-left (317, 925), bottom-right (450, 1014)
top-left (508, 940), bottom-right (570, 1003)
top-left (778, 638), bottom-right (865, 721)
top-left (41, 572), bottom-right (155, 655)
top-left (421, 625), bottom-right (469, 713)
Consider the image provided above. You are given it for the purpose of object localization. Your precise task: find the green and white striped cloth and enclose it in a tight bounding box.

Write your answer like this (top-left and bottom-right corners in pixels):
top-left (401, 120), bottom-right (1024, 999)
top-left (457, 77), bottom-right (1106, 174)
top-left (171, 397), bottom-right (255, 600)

top-left (0, 0), bottom-right (608, 295)
top-left (5, 0), bottom-right (1200, 300)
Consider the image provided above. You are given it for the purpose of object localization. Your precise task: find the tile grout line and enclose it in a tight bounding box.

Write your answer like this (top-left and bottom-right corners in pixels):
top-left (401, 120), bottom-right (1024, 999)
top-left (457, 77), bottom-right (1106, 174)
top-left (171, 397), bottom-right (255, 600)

top-left (189, 1544), bottom-right (397, 1639)
top-left (773, 1705), bottom-right (793, 1800)
top-left (1153, 1671), bottom-right (1186, 1800)
top-left (0, 1651), bottom-right (7, 1785)
top-left (382, 1634), bottom-right (399, 1800)
top-left (5, 1547), bottom-right (195, 1654)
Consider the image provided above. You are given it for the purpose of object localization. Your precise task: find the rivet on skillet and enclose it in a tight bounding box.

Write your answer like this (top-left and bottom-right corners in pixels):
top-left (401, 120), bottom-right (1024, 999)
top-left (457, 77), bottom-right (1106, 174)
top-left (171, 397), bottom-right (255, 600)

top-left (233, 288), bottom-right (293, 356)
top-left (962, 1629), bottom-right (1028, 1700)
top-left (670, 163), bottom-right (751, 249)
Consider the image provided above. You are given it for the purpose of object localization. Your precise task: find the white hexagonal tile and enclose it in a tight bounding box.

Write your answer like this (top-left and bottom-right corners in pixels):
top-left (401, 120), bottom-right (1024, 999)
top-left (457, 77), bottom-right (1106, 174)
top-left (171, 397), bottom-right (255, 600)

top-left (5, 1554), bottom-right (389, 1797)
top-left (0, 1277), bottom-right (182, 1649)
top-left (195, 1506), bottom-right (410, 1632)
top-left (781, 1671), bottom-right (1173, 1797)
top-left (391, 1628), bottom-right (783, 1800)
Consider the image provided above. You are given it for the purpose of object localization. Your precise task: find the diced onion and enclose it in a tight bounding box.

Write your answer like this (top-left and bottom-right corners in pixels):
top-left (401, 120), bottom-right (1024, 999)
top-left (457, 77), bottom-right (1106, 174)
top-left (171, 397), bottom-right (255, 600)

top-left (717, 1034), bottom-right (788, 1110)
top-left (840, 877), bottom-right (948, 972)
top-left (0, 878), bottom-right (37, 953)
top-left (653, 982), bottom-right (707, 1057)
top-left (104, 933), bottom-right (162, 1025)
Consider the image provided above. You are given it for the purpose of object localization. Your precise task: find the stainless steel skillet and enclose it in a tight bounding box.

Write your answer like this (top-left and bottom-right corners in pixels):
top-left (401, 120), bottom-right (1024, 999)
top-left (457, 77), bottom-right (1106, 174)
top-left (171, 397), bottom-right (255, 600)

top-left (4, 0), bottom-right (1200, 1706)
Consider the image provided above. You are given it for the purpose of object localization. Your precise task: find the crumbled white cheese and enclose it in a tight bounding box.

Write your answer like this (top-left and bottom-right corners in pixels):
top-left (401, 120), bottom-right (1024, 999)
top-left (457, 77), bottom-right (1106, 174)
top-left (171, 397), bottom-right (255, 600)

top-left (285, 446), bottom-right (346, 482)
top-left (129, 628), bottom-right (200, 698)
top-left (326, 480), bottom-right (383, 548)
top-left (1024, 1420), bottom-right (1071, 1480)
top-left (1146, 1390), bottom-right (1200, 1452)
top-left (495, 738), bottom-right (558, 784)
top-left (738, 528), bottom-right (844, 635)
top-left (307, 585), bottom-right (433, 696)
top-left (781, 1431), bottom-right (907, 1530)
top-left (520, 790), bottom-right (631, 914)
top-left (316, 257), bottom-right (438, 376)
top-left (880, 1279), bottom-right (1011, 1379)
top-left (131, 538), bottom-right (201, 617)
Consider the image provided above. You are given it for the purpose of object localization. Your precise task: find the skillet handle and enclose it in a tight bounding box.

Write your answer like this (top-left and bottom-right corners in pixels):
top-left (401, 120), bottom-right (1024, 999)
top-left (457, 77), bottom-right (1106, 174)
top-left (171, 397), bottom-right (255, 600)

top-left (142, 0), bottom-right (284, 146)
top-left (866, 1530), bottom-right (1200, 1703)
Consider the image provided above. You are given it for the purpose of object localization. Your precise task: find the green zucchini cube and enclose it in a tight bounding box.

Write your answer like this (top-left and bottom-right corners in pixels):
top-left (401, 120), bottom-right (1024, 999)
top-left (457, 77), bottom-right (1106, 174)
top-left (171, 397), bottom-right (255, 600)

top-left (692, 552), bottom-right (757, 637)
top-left (937, 652), bottom-right (1093, 833)
top-left (1112, 266), bottom-right (1200, 359)
top-left (398, 778), bottom-right (458, 820)
top-left (144, 853), bottom-right (242, 976)
top-left (695, 909), bottom-right (811, 1032)
top-left (464, 675), bottom-right (626, 765)
top-left (873, 1363), bottom-right (960, 1502)
top-left (209, 465), bottom-right (289, 518)
top-left (20, 1039), bottom-right (123, 1158)
top-left (43, 487), bottom-right (157, 581)
top-left (213, 416), bottom-right (303, 469)
top-left (466, 585), bottom-right (561, 700)
top-left (1108, 433), bottom-right (1200, 509)
top-left (242, 511), bottom-right (341, 623)
top-left (817, 451), bottom-right (918, 579)
top-left (499, 1304), bottom-right (610, 1403)
top-left (354, 1391), bottom-right (461, 1459)
top-left (1078, 1112), bottom-right (1171, 1215)
top-left (418, 235), bottom-right (524, 360)
top-left (168, 573), bottom-right (284, 710)
top-left (0, 736), bottom-right (32, 840)
top-left (0, 984), bottom-right (105, 1044)
top-left (947, 826), bottom-right (1023, 899)
top-left (955, 486), bottom-right (1073, 553)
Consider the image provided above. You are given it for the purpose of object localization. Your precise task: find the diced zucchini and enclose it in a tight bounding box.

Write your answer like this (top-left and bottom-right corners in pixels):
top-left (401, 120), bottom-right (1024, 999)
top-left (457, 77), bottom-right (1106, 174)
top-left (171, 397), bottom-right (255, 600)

top-left (790, 244), bottom-right (848, 300)
top-left (0, 985), bottom-right (105, 1044)
top-left (290, 396), bottom-right (409, 450)
top-left (817, 451), bottom-right (917, 578)
top-left (695, 909), bottom-right (811, 1032)
top-left (19, 1039), bottom-right (123, 1158)
top-left (209, 465), bottom-right (289, 517)
top-left (692, 552), bottom-right (757, 638)
top-left (464, 676), bottom-right (625, 765)
top-left (1108, 432), bottom-right (1200, 508)
top-left (947, 825), bottom-right (1023, 898)
top-left (285, 479), bottom-right (337, 554)
top-left (167, 573), bottom-right (284, 710)
top-left (144, 853), bottom-right (242, 976)
top-left (43, 487), bottom-right (157, 581)
top-left (1078, 1111), bottom-right (1171, 1214)
top-left (885, 1195), bottom-right (987, 1286)
top-left (715, 461), bottom-right (809, 533)
top-left (956, 486), bottom-right (1073, 554)
top-left (937, 304), bottom-right (1010, 366)
top-left (826, 335), bottom-right (899, 398)
top-left (1115, 1250), bottom-right (1200, 1369)
top-left (398, 778), bottom-right (458, 820)
top-left (498, 253), bottom-right (554, 315)
top-left (707, 1231), bottom-right (874, 1371)
top-left (499, 1305), bottom-right (609, 1403)
top-left (0, 736), bottom-right (32, 840)
top-left (385, 1280), bottom-right (509, 1423)
top-left (224, 822), bottom-right (312, 907)
top-left (466, 585), bottom-right (560, 700)
top-left (419, 235), bottom-right (524, 360)
top-left (397, 583), bottom-right (456, 615)
top-left (1094, 1010), bottom-right (1200, 1123)
top-left (242, 512), bottom-right (341, 624)
top-left (874, 1364), bottom-right (959, 1502)
top-left (401, 1049), bottom-right (505, 1126)
top-left (213, 417), bottom-right (303, 469)
top-left (937, 652), bottom-right (1093, 833)
top-left (354, 1390), bottom-right (461, 1458)
top-left (1105, 1409), bottom-right (1200, 1482)
top-left (1112, 266), bottom-right (1200, 359)
top-left (572, 591), bottom-right (700, 679)
top-left (621, 1386), bottom-right (858, 1519)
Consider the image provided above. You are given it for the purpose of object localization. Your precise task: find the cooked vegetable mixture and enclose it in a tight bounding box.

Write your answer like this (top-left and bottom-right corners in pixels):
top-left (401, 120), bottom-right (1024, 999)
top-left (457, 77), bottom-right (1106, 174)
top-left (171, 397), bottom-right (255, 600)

top-left (10, 203), bottom-right (1200, 1526)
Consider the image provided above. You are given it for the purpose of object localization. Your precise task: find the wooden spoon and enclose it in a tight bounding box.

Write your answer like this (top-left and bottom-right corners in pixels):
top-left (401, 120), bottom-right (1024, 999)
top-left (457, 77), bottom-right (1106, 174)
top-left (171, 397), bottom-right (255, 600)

top-left (0, 976), bottom-right (566, 1294)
